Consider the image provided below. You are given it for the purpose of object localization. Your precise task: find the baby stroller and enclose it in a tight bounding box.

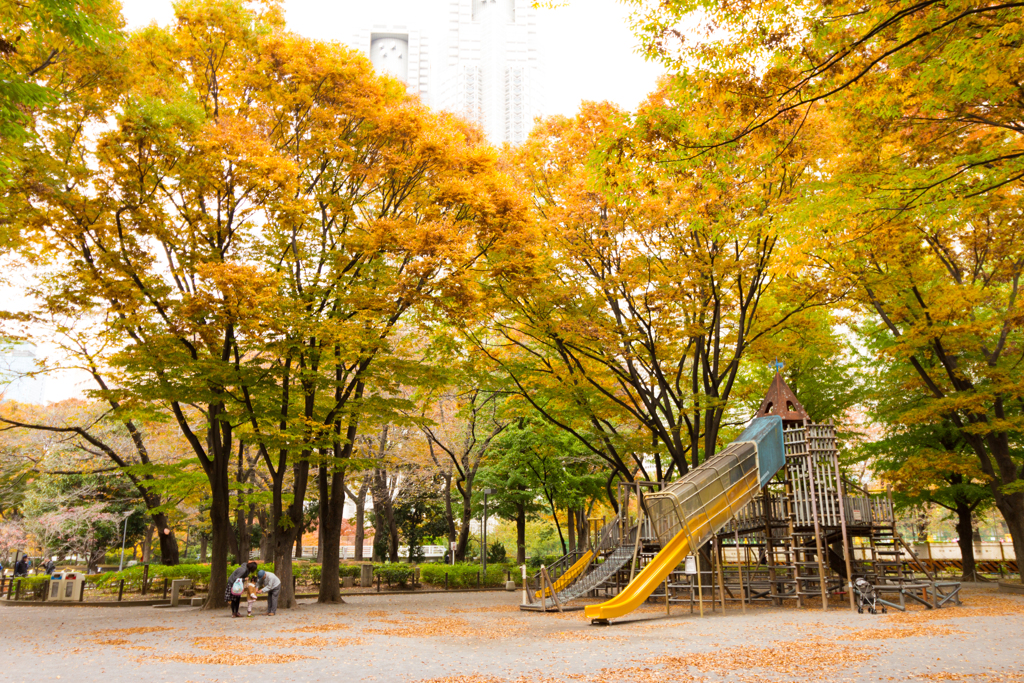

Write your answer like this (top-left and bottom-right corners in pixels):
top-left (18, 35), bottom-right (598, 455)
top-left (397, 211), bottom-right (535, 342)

top-left (854, 577), bottom-right (886, 614)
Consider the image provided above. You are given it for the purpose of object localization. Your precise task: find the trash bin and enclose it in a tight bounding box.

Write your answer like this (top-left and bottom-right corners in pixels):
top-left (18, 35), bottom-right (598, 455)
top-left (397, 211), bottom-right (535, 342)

top-left (59, 572), bottom-right (84, 601)
top-left (48, 575), bottom-right (63, 601)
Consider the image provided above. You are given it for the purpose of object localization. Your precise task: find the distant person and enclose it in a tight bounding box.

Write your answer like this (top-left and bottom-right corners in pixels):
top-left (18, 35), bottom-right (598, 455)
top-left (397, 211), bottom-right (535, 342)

top-left (42, 558), bottom-right (56, 575)
top-left (14, 556), bottom-right (28, 577)
top-left (225, 560), bottom-right (258, 618)
top-left (257, 569), bottom-right (281, 616)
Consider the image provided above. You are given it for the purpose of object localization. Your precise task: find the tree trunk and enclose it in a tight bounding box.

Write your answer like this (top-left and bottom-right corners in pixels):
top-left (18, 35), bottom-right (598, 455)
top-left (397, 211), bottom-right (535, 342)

top-left (141, 523), bottom-right (154, 563)
top-left (153, 513), bottom-right (180, 566)
top-left (515, 501), bottom-right (526, 564)
top-left (200, 535), bottom-right (208, 563)
top-left (295, 518), bottom-right (304, 559)
top-left (955, 499), bottom-right (978, 581)
top-left (996, 496), bottom-right (1024, 585)
top-left (227, 511), bottom-right (239, 562)
top-left (259, 516), bottom-right (272, 562)
top-left (203, 436), bottom-right (232, 610)
top-left (235, 505), bottom-right (250, 565)
top-left (371, 467), bottom-right (400, 562)
top-left (270, 451), bottom-right (311, 610)
top-left (353, 482), bottom-right (367, 561)
top-left (318, 453), bottom-right (347, 603)
top-left (567, 508), bottom-right (577, 554)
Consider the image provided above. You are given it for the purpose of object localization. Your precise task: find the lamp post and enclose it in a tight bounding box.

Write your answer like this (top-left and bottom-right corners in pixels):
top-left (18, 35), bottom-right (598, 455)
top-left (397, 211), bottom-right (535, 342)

top-left (482, 488), bottom-right (496, 577)
top-left (118, 513), bottom-right (131, 572)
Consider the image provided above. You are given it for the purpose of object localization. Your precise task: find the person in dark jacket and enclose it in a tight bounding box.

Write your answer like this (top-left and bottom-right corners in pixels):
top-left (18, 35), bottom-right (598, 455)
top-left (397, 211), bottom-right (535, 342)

top-left (225, 561), bottom-right (258, 617)
top-left (42, 558), bottom-right (56, 575)
top-left (14, 556), bottom-right (28, 577)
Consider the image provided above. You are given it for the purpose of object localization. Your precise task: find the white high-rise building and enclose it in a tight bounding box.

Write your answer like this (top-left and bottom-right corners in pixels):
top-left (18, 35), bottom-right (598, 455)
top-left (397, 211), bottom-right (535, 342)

top-left (351, 1), bottom-right (541, 145)
top-left (442, 0), bottom-right (540, 145)
top-left (351, 25), bottom-right (432, 106)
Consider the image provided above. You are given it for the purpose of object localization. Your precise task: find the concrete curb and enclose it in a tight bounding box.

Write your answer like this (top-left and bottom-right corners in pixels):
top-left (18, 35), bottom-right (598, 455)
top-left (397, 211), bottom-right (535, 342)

top-left (0, 586), bottom-right (516, 608)
top-left (0, 599), bottom-right (168, 607)
top-left (997, 581), bottom-right (1024, 595)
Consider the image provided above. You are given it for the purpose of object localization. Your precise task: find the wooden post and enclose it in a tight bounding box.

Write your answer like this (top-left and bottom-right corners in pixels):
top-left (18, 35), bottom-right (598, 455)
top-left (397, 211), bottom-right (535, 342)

top-left (833, 450), bottom-right (856, 611)
top-left (163, 577), bottom-right (169, 600)
top-left (15, 579), bottom-right (21, 601)
top-left (445, 572), bottom-right (449, 590)
top-left (735, 530), bottom-right (746, 614)
top-left (714, 536), bottom-right (726, 612)
top-left (141, 564), bottom-right (149, 595)
top-left (761, 486), bottom-right (779, 605)
top-left (696, 552), bottom-right (704, 617)
top-left (540, 566), bottom-right (563, 612)
top-left (540, 565), bottom-right (547, 611)
top-left (118, 579), bottom-right (125, 602)
top-left (805, 452), bottom-right (829, 611)
top-left (629, 508), bottom-right (645, 583)
top-left (665, 577), bottom-right (670, 616)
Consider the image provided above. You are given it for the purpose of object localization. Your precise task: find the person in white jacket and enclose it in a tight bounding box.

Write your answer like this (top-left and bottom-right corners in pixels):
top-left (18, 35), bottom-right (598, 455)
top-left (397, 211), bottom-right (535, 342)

top-left (256, 569), bottom-right (281, 615)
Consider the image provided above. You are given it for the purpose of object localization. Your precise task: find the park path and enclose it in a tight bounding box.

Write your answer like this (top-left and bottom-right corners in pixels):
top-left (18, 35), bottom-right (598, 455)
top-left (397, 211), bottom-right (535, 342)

top-left (2, 583), bottom-right (1022, 682)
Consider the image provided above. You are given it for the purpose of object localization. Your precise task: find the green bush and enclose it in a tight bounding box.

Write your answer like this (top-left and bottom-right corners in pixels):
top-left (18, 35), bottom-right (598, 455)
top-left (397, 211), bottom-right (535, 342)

top-left (373, 562), bottom-right (414, 587)
top-left (487, 543), bottom-right (507, 564)
top-left (339, 564), bottom-right (363, 579)
top-left (91, 563), bottom-right (215, 591)
top-left (10, 575), bottom-right (51, 600)
top-left (419, 563), bottom-right (515, 588)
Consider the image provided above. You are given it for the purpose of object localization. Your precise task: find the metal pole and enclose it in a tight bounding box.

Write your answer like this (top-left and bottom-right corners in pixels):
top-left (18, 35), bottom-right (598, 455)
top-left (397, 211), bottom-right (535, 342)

top-left (118, 514), bottom-right (130, 572)
top-left (482, 491), bottom-right (488, 578)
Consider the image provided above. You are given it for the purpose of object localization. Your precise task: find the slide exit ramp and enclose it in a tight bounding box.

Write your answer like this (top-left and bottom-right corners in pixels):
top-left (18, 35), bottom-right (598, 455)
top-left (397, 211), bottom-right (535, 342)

top-left (585, 416), bottom-right (786, 623)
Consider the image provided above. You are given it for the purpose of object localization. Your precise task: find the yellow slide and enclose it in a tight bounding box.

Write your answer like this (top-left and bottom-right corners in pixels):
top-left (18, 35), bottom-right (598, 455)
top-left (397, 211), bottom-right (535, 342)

top-left (584, 474), bottom-right (758, 621)
top-left (536, 550), bottom-right (593, 599)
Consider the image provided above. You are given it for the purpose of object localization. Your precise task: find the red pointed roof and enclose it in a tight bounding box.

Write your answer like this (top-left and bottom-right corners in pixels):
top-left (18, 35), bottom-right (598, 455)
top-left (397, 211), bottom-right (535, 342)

top-left (756, 372), bottom-right (811, 424)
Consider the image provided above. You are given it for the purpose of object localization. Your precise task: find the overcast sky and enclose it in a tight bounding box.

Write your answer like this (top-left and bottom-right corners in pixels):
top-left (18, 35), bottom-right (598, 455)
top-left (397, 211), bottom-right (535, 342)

top-left (119, 0), bottom-right (666, 117)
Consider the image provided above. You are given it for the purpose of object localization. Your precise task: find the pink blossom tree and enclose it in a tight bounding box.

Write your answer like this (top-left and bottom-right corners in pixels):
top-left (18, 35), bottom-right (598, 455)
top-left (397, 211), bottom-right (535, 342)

top-left (32, 506), bottom-right (123, 571)
top-left (0, 521), bottom-right (29, 568)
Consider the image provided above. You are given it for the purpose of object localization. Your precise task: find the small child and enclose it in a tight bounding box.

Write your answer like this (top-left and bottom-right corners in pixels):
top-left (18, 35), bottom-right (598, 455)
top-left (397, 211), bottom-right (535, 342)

top-left (244, 578), bottom-right (259, 617)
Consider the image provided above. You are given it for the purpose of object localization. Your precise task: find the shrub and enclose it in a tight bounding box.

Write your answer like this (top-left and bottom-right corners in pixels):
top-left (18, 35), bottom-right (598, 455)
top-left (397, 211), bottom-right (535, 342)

top-left (419, 563), bottom-right (516, 588)
top-left (373, 562), bottom-right (414, 587)
top-left (487, 542), bottom-right (507, 564)
top-left (339, 564), bottom-right (362, 579)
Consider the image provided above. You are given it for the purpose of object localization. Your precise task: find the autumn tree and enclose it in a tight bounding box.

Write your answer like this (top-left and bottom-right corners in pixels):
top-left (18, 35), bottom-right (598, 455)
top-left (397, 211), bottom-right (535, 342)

top-left (8, 0), bottom-right (530, 607)
top-left (0, 400), bottom-right (191, 564)
top-left (479, 86), bottom-right (830, 490)
top-left (417, 379), bottom-right (513, 562)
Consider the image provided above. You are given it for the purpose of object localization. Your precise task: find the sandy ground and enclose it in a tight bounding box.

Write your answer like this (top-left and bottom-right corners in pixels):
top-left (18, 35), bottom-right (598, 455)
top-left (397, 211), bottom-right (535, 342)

top-left (3, 583), bottom-right (1022, 682)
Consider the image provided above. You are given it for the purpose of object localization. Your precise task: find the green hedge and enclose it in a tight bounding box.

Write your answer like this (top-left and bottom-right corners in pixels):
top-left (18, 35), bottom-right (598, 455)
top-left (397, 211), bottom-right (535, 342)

top-left (89, 561), bottom-right (370, 592)
top-left (372, 563), bottom-right (414, 587)
top-left (419, 563), bottom-right (517, 588)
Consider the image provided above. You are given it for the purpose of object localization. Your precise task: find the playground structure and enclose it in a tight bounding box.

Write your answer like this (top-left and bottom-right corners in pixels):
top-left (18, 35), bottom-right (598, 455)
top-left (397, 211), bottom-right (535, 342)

top-left (521, 373), bottom-right (966, 621)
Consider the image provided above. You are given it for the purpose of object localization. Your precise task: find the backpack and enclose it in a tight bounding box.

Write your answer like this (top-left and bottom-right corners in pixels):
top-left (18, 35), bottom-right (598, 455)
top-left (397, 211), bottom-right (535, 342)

top-left (231, 578), bottom-right (244, 596)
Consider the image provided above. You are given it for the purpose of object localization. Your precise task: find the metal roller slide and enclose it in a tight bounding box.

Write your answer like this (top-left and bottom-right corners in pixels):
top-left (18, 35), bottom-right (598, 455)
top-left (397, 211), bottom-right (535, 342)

top-left (585, 416), bottom-right (786, 622)
top-left (535, 550), bottom-right (593, 599)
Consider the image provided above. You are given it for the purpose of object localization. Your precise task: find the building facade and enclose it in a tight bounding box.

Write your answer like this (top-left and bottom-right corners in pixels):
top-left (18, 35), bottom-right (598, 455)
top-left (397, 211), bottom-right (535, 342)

top-left (350, 25), bottom-right (432, 106)
top-left (352, 0), bottom-right (541, 145)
